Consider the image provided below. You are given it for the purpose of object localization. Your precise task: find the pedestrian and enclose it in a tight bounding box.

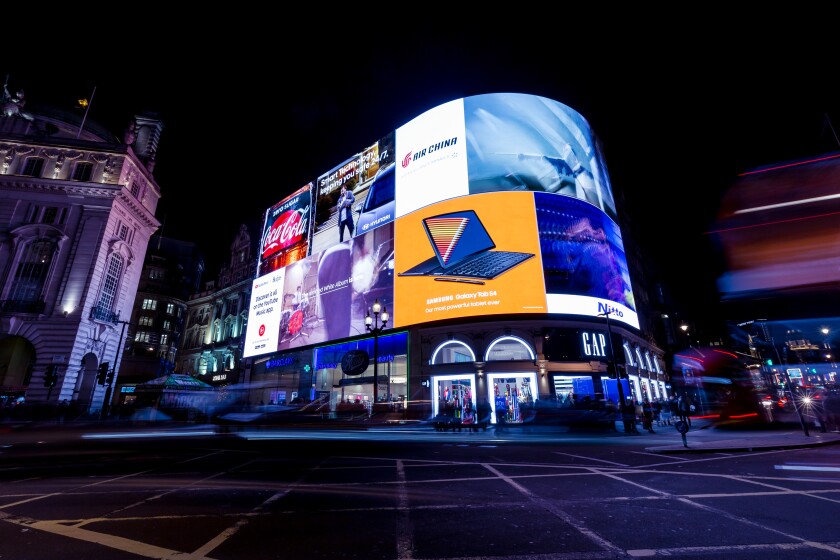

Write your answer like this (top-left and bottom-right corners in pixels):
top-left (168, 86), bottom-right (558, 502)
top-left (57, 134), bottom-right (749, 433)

top-left (642, 399), bottom-right (655, 433)
top-left (659, 397), bottom-right (672, 426)
top-left (336, 183), bottom-right (355, 242)
top-left (826, 390), bottom-right (840, 432)
top-left (622, 397), bottom-right (638, 434)
top-left (477, 398), bottom-right (492, 431)
top-left (676, 393), bottom-right (692, 428)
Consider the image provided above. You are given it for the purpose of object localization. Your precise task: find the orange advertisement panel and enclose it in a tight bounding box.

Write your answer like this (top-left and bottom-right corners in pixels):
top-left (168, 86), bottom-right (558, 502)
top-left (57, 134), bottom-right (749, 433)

top-left (393, 191), bottom-right (545, 327)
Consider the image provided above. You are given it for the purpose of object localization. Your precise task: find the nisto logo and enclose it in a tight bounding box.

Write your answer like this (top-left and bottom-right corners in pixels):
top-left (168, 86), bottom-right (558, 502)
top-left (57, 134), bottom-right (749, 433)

top-left (597, 302), bottom-right (624, 317)
top-left (258, 324), bottom-right (265, 336)
top-left (402, 152), bottom-right (412, 168)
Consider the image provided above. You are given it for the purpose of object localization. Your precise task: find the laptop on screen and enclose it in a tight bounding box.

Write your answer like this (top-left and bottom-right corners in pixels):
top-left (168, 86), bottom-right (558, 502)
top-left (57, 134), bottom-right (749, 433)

top-left (399, 209), bottom-right (534, 281)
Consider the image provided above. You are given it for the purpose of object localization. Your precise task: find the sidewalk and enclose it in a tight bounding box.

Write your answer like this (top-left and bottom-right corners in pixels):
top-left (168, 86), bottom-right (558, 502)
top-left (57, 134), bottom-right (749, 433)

top-left (643, 420), bottom-right (840, 454)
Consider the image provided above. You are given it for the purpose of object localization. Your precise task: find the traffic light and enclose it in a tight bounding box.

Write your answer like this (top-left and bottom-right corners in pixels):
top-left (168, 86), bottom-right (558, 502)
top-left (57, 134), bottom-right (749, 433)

top-left (106, 368), bottom-right (115, 385)
top-left (43, 365), bottom-right (58, 388)
top-left (97, 362), bottom-right (109, 385)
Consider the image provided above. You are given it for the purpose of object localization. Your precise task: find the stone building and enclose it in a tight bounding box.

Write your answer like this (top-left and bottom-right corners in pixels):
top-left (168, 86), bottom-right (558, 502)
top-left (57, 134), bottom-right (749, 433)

top-left (0, 81), bottom-right (163, 415)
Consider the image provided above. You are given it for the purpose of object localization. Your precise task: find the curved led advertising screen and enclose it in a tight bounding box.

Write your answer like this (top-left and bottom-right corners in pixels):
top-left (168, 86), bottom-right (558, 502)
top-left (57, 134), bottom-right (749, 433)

top-left (243, 93), bottom-right (637, 359)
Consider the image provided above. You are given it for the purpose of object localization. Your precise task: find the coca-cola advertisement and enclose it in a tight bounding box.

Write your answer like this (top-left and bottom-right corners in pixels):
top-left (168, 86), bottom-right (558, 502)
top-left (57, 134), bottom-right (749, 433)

top-left (260, 184), bottom-right (313, 263)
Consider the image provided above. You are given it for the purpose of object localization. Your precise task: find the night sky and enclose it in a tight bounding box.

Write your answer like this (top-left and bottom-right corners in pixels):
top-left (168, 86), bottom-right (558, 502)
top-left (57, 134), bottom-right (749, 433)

top-left (6, 24), bottom-right (839, 336)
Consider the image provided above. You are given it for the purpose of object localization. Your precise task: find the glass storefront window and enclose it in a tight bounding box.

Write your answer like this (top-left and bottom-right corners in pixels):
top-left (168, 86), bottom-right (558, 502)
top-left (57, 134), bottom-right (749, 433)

top-left (487, 373), bottom-right (537, 424)
top-left (433, 375), bottom-right (476, 420)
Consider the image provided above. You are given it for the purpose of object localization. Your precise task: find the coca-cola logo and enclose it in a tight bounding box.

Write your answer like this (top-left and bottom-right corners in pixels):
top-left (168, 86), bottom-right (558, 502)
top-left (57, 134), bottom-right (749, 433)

top-left (262, 207), bottom-right (309, 259)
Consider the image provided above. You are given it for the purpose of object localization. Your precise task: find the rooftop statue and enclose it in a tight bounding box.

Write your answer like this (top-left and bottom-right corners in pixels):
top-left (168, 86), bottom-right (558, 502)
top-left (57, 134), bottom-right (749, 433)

top-left (2, 80), bottom-right (35, 122)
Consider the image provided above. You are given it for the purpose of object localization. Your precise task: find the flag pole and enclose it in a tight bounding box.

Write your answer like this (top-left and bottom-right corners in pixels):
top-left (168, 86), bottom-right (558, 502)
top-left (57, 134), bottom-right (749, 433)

top-left (76, 86), bottom-right (96, 139)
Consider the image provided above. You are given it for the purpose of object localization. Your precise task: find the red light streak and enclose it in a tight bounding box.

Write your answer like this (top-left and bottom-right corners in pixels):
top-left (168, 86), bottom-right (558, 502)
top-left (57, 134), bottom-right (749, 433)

top-left (706, 210), bottom-right (840, 235)
top-left (738, 152), bottom-right (840, 176)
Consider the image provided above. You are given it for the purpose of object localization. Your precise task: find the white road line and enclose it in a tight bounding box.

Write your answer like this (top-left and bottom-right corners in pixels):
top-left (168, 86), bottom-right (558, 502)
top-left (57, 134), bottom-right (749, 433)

top-left (395, 459), bottom-right (414, 560)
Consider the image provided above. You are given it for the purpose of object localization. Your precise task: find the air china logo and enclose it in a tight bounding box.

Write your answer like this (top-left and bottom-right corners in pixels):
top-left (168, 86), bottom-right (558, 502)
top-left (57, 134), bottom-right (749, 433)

top-left (262, 207), bottom-right (309, 259)
top-left (401, 136), bottom-right (458, 168)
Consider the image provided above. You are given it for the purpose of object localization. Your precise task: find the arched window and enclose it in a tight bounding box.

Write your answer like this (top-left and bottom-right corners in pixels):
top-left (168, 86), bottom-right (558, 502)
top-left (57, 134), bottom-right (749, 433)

top-left (9, 239), bottom-right (55, 302)
top-left (622, 342), bottom-right (636, 367)
top-left (484, 336), bottom-right (535, 361)
top-left (430, 340), bottom-right (475, 365)
top-left (635, 347), bottom-right (646, 371)
top-left (98, 253), bottom-right (123, 311)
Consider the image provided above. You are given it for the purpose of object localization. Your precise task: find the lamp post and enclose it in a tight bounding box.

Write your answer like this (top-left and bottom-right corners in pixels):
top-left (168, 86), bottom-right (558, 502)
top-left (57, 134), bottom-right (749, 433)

top-left (598, 310), bottom-right (626, 416)
top-left (365, 299), bottom-right (388, 406)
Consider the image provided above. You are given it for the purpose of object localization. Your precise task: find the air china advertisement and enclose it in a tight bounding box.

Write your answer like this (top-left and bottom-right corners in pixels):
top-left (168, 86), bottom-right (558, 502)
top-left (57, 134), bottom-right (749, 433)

top-left (244, 92), bottom-right (638, 358)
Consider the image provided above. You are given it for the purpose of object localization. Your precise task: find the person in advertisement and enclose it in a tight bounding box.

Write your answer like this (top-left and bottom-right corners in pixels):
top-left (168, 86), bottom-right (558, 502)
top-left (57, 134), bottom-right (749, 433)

top-left (337, 184), bottom-right (355, 242)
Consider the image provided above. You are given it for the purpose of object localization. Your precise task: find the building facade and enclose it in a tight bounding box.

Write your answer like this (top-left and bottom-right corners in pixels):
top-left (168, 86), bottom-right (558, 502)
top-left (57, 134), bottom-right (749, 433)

top-left (113, 234), bottom-right (204, 409)
top-left (0, 83), bottom-right (163, 415)
top-left (239, 93), bottom-right (671, 430)
top-left (178, 224), bottom-right (256, 389)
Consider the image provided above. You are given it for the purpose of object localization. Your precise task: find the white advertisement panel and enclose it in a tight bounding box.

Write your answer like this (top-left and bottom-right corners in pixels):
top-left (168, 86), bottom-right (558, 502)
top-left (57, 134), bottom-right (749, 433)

top-left (394, 98), bottom-right (469, 217)
top-left (243, 268), bottom-right (286, 358)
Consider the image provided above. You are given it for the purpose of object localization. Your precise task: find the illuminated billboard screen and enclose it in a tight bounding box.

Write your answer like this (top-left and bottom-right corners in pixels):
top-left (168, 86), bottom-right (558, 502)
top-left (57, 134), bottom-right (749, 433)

top-left (244, 93), bottom-right (637, 358)
top-left (259, 184), bottom-right (313, 278)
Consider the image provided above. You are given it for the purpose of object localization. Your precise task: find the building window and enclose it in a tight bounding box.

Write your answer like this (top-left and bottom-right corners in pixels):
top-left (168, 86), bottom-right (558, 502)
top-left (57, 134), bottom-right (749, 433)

top-left (71, 161), bottom-right (94, 182)
top-left (160, 333), bottom-right (169, 345)
top-left (149, 268), bottom-right (164, 280)
top-left (130, 181), bottom-right (141, 198)
top-left (166, 303), bottom-right (175, 315)
top-left (22, 157), bottom-right (45, 177)
top-left (162, 320), bottom-right (171, 330)
top-left (8, 240), bottom-right (55, 302)
top-left (139, 315), bottom-right (153, 327)
top-left (25, 205), bottom-right (39, 223)
top-left (623, 342), bottom-right (636, 367)
top-left (485, 336), bottom-right (535, 361)
top-left (141, 298), bottom-right (158, 311)
top-left (134, 331), bottom-right (151, 343)
top-left (97, 253), bottom-right (123, 312)
top-left (635, 348), bottom-right (646, 371)
top-left (42, 207), bottom-right (58, 225)
top-left (118, 223), bottom-right (131, 242)
top-left (430, 340), bottom-right (476, 365)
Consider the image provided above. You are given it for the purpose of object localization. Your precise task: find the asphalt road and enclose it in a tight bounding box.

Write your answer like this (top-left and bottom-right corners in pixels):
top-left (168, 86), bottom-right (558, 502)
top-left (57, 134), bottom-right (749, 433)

top-left (1, 421), bottom-right (840, 559)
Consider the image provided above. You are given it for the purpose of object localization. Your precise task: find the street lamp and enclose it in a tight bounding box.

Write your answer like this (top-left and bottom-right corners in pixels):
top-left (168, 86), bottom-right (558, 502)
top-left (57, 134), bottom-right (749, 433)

top-left (680, 324), bottom-right (689, 347)
top-left (598, 310), bottom-right (626, 418)
top-left (365, 299), bottom-right (388, 406)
